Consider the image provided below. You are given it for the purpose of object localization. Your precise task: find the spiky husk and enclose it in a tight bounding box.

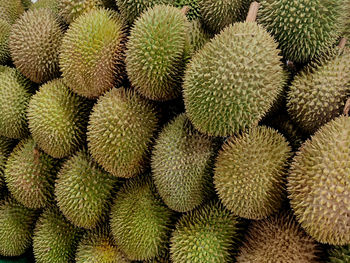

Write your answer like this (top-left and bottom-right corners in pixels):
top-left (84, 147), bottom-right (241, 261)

top-left (58, 0), bottom-right (105, 24)
top-left (0, 19), bottom-right (10, 64)
top-left (126, 5), bottom-right (187, 101)
top-left (173, 0), bottom-right (200, 20)
top-left (110, 176), bottom-right (175, 261)
top-left (0, 136), bottom-right (16, 194)
top-left (29, 0), bottom-right (60, 17)
top-left (0, 0), bottom-right (24, 24)
top-left (328, 245), bottom-right (350, 263)
top-left (288, 116), bottom-right (350, 245)
top-left (183, 22), bottom-right (285, 136)
top-left (27, 79), bottom-right (91, 158)
top-left (87, 88), bottom-right (158, 178)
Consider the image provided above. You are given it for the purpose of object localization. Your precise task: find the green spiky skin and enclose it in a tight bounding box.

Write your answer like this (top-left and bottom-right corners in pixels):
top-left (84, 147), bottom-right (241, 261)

top-left (21, 0), bottom-right (32, 9)
top-left (4, 137), bottom-right (59, 209)
top-left (60, 9), bottom-right (126, 98)
top-left (126, 5), bottom-right (187, 101)
top-left (110, 176), bottom-right (175, 261)
top-left (0, 0), bottom-right (24, 24)
top-left (170, 201), bottom-right (241, 263)
top-left (258, 0), bottom-right (346, 64)
top-left (0, 67), bottom-right (34, 139)
top-left (27, 79), bottom-right (91, 159)
top-left (0, 136), bottom-right (16, 195)
top-left (0, 198), bottom-right (38, 257)
top-left (152, 114), bottom-right (214, 212)
top-left (288, 116), bottom-right (350, 245)
top-left (328, 245), bottom-right (350, 263)
top-left (55, 150), bottom-right (117, 229)
top-left (287, 51), bottom-right (350, 134)
top-left (0, 19), bottom-right (10, 65)
top-left (174, 0), bottom-right (200, 20)
top-left (214, 126), bottom-right (292, 219)
top-left (9, 8), bottom-right (63, 84)
top-left (236, 212), bottom-right (321, 263)
top-left (76, 225), bottom-right (130, 263)
top-left (59, 0), bottom-right (105, 24)
top-left (87, 88), bottom-right (158, 178)
top-left (33, 207), bottom-right (84, 263)
top-left (183, 22), bottom-right (285, 137)
top-left (342, 2), bottom-right (350, 45)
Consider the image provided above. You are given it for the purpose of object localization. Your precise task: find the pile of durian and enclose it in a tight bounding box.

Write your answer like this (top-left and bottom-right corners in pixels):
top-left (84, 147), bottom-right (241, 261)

top-left (0, 0), bottom-right (349, 262)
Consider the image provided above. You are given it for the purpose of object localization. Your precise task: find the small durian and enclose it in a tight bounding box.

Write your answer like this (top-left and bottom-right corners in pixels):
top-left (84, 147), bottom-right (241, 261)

top-left (110, 176), bottom-right (175, 261)
top-left (60, 8), bottom-right (126, 98)
top-left (0, 19), bottom-right (10, 64)
top-left (288, 115), bottom-right (350, 245)
top-left (5, 137), bottom-right (59, 209)
top-left (0, 136), bottom-right (16, 194)
top-left (328, 245), bottom-right (350, 263)
top-left (87, 88), bottom-right (158, 178)
top-left (0, 0), bottom-right (24, 24)
top-left (59, 0), bottom-right (105, 24)
top-left (27, 79), bottom-right (91, 159)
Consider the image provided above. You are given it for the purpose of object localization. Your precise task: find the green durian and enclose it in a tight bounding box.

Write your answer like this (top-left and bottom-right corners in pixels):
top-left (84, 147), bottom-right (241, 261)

top-left (328, 245), bottom-right (350, 263)
top-left (4, 137), bottom-right (59, 209)
top-left (33, 207), bottom-right (84, 263)
top-left (0, 136), bottom-right (16, 194)
top-left (170, 201), bottom-right (241, 263)
top-left (27, 79), bottom-right (91, 159)
top-left (0, 19), bottom-right (10, 64)
top-left (0, 198), bottom-right (38, 257)
top-left (151, 114), bottom-right (215, 212)
top-left (0, 66), bottom-right (34, 139)
top-left (29, 0), bottom-right (60, 17)
top-left (87, 88), bottom-right (158, 178)
top-left (110, 176), bottom-right (175, 261)
top-left (0, 0), bottom-right (24, 24)
top-left (288, 115), bottom-right (350, 245)
top-left (173, 0), bottom-right (200, 20)
top-left (183, 22), bottom-right (285, 137)
top-left (126, 4), bottom-right (187, 101)
top-left (58, 0), bottom-right (105, 24)
top-left (60, 8), bottom-right (126, 98)
top-left (55, 150), bottom-right (117, 229)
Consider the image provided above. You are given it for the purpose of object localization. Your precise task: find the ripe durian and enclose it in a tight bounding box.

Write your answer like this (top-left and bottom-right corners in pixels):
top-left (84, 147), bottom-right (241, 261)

top-left (5, 137), bottom-right (59, 209)
top-left (27, 79), bottom-right (91, 159)
top-left (60, 9), bottom-right (126, 98)
top-left (126, 5), bottom-right (188, 101)
top-left (33, 207), bottom-right (84, 263)
top-left (236, 212), bottom-right (321, 263)
top-left (174, 0), bottom-right (200, 20)
top-left (151, 114), bottom-right (215, 212)
top-left (0, 66), bottom-right (34, 139)
top-left (0, 19), bottom-right (10, 64)
top-left (288, 115), bottom-right (350, 245)
top-left (55, 150), bottom-right (117, 229)
top-left (170, 201), bottom-right (241, 263)
top-left (87, 88), bottom-right (158, 178)
top-left (110, 176), bottom-right (175, 261)
top-left (0, 0), bottom-right (24, 24)
top-left (0, 198), bottom-right (38, 257)
top-left (0, 136), bottom-right (16, 194)
top-left (328, 245), bottom-right (350, 263)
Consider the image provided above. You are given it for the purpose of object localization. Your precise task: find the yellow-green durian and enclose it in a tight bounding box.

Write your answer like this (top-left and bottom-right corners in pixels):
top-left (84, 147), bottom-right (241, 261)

top-left (59, 0), bottom-right (105, 24)
top-left (328, 245), bottom-right (350, 263)
top-left (0, 0), bottom-right (24, 24)
top-left (0, 19), bottom-right (10, 64)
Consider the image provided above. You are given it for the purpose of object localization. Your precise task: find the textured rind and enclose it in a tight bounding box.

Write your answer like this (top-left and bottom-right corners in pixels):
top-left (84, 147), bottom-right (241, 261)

top-left (174, 0), bottom-right (200, 20)
top-left (21, 0), bottom-right (32, 9)
top-left (0, 0), bottom-right (24, 24)
top-left (0, 67), bottom-right (34, 139)
top-left (214, 126), bottom-right (292, 219)
top-left (287, 51), bottom-right (350, 134)
top-left (0, 19), bottom-right (10, 64)
top-left (27, 79), bottom-right (91, 159)
top-left (5, 137), bottom-right (59, 209)
top-left (33, 207), bottom-right (84, 263)
top-left (170, 201), bottom-right (241, 263)
top-left (126, 5), bottom-right (187, 101)
top-left (59, 0), bottom-right (104, 24)
top-left (0, 198), bottom-right (38, 257)
top-left (60, 9), bottom-right (126, 98)
top-left (288, 116), bottom-right (350, 245)
top-left (55, 150), bottom-right (117, 229)
top-left (258, 0), bottom-right (346, 63)
top-left (0, 136), bottom-right (16, 193)
top-left (110, 176), bottom-right (175, 261)
top-left (30, 0), bottom-right (60, 18)
top-left (87, 88), bottom-right (158, 178)
top-left (236, 212), bottom-right (321, 263)
top-left (328, 245), bottom-right (350, 263)
top-left (152, 114), bottom-right (214, 212)
top-left (183, 22), bottom-right (285, 136)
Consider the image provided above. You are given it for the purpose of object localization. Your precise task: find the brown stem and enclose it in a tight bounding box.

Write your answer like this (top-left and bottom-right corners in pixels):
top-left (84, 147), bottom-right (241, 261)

top-left (180, 6), bottom-right (189, 16)
top-left (343, 98), bottom-right (350, 115)
top-left (338, 38), bottom-right (347, 50)
top-left (246, 2), bottom-right (260, 22)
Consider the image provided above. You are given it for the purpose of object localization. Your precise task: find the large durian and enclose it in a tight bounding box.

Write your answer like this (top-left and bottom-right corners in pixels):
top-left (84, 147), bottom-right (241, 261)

top-left (0, 19), bottom-right (10, 64)
top-left (0, 0), bottom-right (24, 24)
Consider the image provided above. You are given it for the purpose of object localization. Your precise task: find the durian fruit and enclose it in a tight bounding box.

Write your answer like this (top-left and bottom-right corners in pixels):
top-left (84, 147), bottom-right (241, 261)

top-left (236, 212), bottom-right (321, 263)
top-left (151, 113), bottom-right (215, 212)
top-left (55, 150), bottom-right (117, 229)
top-left (287, 50), bottom-right (350, 134)
top-left (110, 175), bottom-right (175, 261)
top-left (0, 0), bottom-right (24, 24)
top-left (0, 136), bottom-right (16, 194)
top-left (30, 0), bottom-right (60, 17)
top-left (0, 66), bottom-right (34, 139)
top-left (288, 115), bottom-right (350, 245)
top-left (33, 207), bottom-right (84, 263)
top-left (0, 197), bottom-right (38, 257)
top-left (60, 8), bottom-right (126, 98)
top-left (328, 245), bottom-right (350, 263)
top-left (183, 22), bottom-right (285, 137)
top-left (4, 137), bottom-right (59, 209)
top-left (75, 225), bottom-right (130, 263)
top-left (59, 0), bottom-right (105, 24)
top-left (170, 201), bottom-right (241, 263)
top-left (173, 0), bottom-right (200, 20)
top-left (27, 79), bottom-right (91, 159)
top-left (0, 19), bottom-right (10, 64)
top-left (214, 126), bottom-right (292, 219)
top-left (9, 8), bottom-right (64, 84)
top-left (258, 0), bottom-right (346, 63)
top-left (87, 88), bottom-right (158, 178)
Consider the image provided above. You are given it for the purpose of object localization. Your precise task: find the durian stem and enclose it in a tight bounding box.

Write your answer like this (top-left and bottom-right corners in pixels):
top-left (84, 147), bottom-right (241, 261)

top-left (338, 38), bottom-right (347, 49)
top-left (246, 2), bottom-right (260, 22)
top-left (181, 6), bottom-right (190, 16)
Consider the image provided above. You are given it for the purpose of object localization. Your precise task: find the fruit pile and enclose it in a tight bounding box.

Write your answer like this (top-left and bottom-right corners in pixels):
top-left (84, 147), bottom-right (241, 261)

top-left (0, 0), bottom-right (349, 262)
